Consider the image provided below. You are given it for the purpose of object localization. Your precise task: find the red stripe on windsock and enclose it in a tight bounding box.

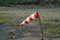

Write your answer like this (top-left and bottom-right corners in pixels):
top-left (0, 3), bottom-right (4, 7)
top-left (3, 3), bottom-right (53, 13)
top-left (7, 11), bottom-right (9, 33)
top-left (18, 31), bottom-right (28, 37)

top-left (24, 20), bottom-right (29, 24)
top-left (29, 17), bottom-right (33, 21)
top-left (20, 23), bottom-right (23, 26)
top-left (34, 12), bottom-right (39, 18)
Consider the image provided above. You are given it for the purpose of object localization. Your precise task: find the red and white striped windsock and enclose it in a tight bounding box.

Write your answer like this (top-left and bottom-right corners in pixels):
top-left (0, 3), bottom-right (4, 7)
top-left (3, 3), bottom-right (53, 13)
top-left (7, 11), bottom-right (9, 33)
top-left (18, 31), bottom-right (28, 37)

top-left (20, 12), bottom-right (39, 26)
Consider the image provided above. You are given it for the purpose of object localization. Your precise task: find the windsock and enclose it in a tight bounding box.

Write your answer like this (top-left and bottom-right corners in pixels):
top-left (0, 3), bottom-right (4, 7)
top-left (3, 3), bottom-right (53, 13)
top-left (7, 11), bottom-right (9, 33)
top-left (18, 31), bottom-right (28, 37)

top-left (20, 12), bottom-right (39, 26)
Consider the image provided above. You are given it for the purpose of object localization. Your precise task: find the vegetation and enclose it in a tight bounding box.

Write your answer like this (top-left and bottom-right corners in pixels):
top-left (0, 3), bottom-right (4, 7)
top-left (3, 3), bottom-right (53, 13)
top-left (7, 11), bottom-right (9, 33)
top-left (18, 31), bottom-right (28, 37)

top-left (0, 0), bottom-right (60, 6)
top-left (0, 7), bottom-right (60, 39)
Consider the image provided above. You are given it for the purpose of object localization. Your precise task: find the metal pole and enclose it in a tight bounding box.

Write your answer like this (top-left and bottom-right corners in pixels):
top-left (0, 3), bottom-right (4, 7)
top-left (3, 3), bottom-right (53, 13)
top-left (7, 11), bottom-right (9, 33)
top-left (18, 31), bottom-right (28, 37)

top-left (38, 13), bottom-right (44, 40)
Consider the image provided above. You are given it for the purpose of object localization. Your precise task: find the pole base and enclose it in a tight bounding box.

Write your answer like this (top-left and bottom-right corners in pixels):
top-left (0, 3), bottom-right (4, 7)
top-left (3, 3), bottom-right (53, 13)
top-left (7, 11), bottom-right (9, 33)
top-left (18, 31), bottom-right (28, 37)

top-left (41, 39), bottom-right (44, 40)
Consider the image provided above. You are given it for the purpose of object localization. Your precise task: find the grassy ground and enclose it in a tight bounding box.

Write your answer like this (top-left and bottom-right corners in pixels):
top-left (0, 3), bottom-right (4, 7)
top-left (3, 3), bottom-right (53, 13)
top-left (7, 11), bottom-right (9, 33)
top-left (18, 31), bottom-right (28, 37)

top-left (0, 7), bottom-right (60, 39)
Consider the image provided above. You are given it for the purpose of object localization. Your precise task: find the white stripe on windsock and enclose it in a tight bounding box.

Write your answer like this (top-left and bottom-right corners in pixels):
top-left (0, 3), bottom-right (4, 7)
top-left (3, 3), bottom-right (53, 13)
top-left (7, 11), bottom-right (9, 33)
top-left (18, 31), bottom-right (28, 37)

top-left (20, 12), bottom-right (39, 26)
top-left (26, 17), bottom-right (30, 22)
top-left (30, 13), bottom-right (35, 20)
top-left (22, 21), bottom-right (25, 24)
